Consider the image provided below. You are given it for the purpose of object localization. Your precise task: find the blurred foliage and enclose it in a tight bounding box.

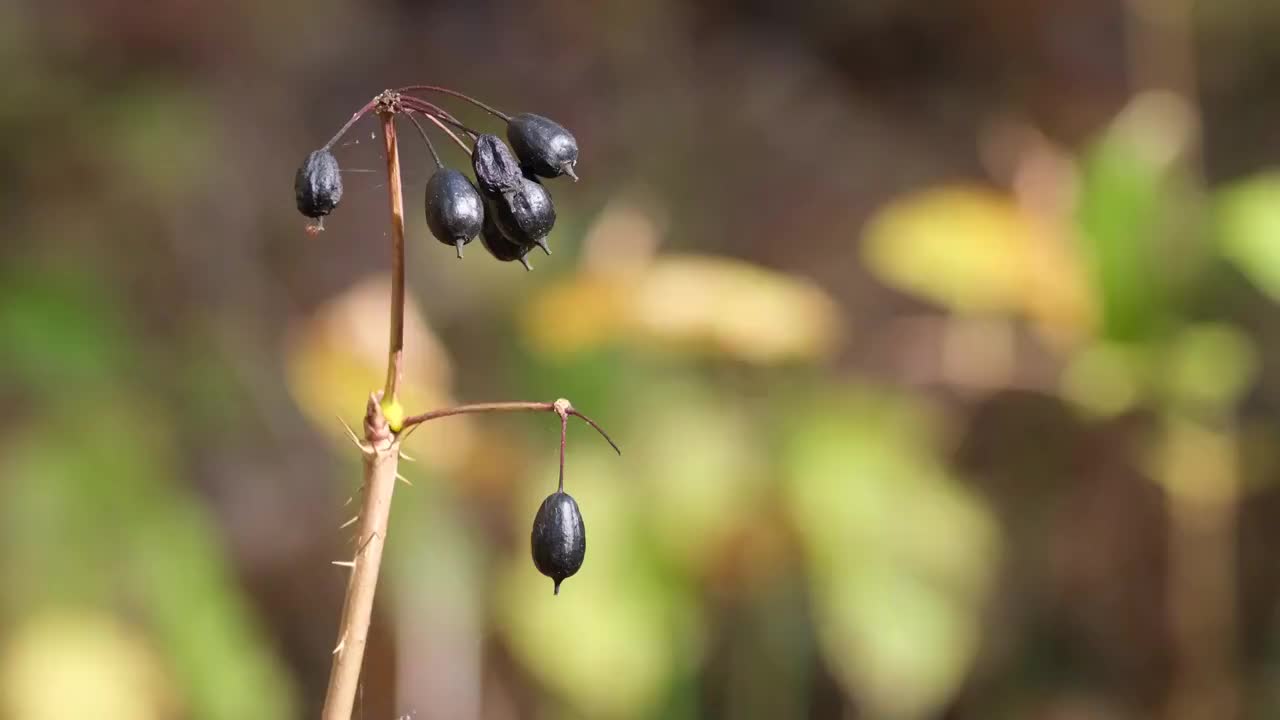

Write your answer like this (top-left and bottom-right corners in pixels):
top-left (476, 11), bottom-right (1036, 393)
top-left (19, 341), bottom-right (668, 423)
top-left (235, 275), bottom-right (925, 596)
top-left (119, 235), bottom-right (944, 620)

top-left (5, 1), bottom-right (1280, 719)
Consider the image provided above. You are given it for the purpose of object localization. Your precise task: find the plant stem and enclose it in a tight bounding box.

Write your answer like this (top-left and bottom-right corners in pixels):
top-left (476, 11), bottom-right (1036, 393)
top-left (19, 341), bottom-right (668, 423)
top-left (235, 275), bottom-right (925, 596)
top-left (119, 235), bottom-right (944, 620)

top-left (404, 113), bottom-right (444, 170)
top-left (320, 111), bottom-right (410, 720)
top-left (403, 104), bottom-right (473, 156)
top-left (397, 85), bottom-right (511, 122)
top-left (322, 96), bottom-right (380, 151)
top-left (381, 113), bottom-right (406, 403)
top-left (399, 400), bottom-right (621, 456)
top-left (400, 97), bottom-right (483, 137)
top-left (558, 411), bottom-right (567, 492)
top-left (321, 427), bottom-right (399, 720)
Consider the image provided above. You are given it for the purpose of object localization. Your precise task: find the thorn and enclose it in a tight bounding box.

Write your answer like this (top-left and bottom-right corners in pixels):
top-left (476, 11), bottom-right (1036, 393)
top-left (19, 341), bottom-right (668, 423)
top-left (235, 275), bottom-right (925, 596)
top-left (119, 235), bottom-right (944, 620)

top-left (356, 531), bottom-right (379, 555)
top-left (332, 560), bottom-right (356, 568)
top-left (534, 237), bottom-right (552, 256)
top-left (396, 473), bottom-right (413, 486)
top-left (455, 238), bottom-right (465, 259)
top-left (333, 635), bottom-right (346, 656)
top-left (338, 415), bottom-right (370, 453)
top-left (399, 450), bottom-right (417, 462)
top-left (339, 515), bottom-right (359, 530)
top-left (344, 495), bottom-right (355, 507)
top-left (519, 255), bottom-right (533, 272)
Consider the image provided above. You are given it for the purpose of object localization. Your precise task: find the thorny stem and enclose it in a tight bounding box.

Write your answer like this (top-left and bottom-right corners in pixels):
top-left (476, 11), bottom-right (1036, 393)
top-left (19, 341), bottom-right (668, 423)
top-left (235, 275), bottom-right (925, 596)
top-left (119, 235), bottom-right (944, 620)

top-left (321, 111), bottom-right (409, 720)
top-left (317, 87), bottom-right (615, 719)
top-left (381, 113), bottom-right (406, 403)
top-left (323, 96), bottom-right (381, 151)
top-left (399, 400), bottom-right (621, 456)
top-left (397, 85), bottom-right (512, 122)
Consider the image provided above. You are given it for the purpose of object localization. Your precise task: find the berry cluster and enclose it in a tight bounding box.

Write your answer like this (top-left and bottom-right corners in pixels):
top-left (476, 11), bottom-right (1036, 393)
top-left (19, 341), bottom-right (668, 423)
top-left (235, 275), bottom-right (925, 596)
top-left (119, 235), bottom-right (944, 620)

top-left (294, 87), bottom-right (579, 271)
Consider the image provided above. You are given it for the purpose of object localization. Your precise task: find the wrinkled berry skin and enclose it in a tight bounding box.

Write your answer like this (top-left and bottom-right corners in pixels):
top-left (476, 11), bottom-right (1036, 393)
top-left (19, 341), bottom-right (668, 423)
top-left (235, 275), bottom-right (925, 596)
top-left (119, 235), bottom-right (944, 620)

top-left (294, 149), bottom-right (343, 218)
top-left (491, 175), bottom-right (556, 249)
top-left (507, 113), bottom-right (579, 180)
top-left (531, 491), bottom-right (585, 595)
top-left (472, 134), bottom-right (523, 194)
top-left (479, 208), bottom-right (533, 269)
top-left (425, 168), bottom-right (484, 257)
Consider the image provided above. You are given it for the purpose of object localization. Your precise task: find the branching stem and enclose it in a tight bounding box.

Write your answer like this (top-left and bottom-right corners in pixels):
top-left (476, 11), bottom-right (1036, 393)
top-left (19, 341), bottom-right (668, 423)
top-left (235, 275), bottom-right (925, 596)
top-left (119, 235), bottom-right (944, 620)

top-left (397, 85), bottom-right (512, 121)
top-left (399, 400), bottom-right (621, 456)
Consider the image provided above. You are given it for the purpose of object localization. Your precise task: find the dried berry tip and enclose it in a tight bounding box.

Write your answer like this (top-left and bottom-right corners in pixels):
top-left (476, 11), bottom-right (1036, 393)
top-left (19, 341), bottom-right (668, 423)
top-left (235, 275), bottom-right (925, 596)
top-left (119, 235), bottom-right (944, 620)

top-left (506, 113), bottom-right (579, 181)
top-left (425, 168), bottom-right (485, 255)
top-left (488, 176), bottom-right (557, 249)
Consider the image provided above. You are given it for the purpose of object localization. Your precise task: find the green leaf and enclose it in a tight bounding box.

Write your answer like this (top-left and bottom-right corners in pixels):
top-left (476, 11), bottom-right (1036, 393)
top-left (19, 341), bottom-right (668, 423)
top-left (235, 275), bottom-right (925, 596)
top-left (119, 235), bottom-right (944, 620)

top-left (782, 386), bottom-right (997, 719)
top-left (1076, 94), bottom-right (1198, 342)
top-left (1213, 171), bottom-right (1280, 301)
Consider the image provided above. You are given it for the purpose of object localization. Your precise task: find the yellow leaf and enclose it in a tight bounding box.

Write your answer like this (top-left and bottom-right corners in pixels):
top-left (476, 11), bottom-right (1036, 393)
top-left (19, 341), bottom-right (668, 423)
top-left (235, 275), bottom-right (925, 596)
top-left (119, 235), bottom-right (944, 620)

top-left (283, 276), bottom-right (473, 469)
top-left (863, 185), bottom-right (1092, 343)
top-left (630, 255), bottom-right (843, 364)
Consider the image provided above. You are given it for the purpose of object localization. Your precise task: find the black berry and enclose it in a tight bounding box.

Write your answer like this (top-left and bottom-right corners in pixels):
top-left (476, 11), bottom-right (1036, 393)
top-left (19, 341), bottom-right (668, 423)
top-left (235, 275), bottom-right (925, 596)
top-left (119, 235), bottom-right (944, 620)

top-left (479, 208), bottom-right (534, 271)
top-left (507, 113), bottom-right (579, 181)
top-left (425, 168), bottom-right (485, 258)
top-left (490, 175), bottom-right (556, 255)
top-left (294, 149), bottom-right (343, 218)
top-left (530, 491), bottom-right (585, 595)
top-left (472, 134), bottom-right (522, 194)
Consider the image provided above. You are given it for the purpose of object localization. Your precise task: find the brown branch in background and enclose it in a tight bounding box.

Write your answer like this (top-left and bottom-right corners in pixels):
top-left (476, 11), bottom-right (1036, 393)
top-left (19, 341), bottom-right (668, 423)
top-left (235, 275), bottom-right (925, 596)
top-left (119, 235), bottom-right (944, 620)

top-left (1125, 1), bottom-right (1238, 718)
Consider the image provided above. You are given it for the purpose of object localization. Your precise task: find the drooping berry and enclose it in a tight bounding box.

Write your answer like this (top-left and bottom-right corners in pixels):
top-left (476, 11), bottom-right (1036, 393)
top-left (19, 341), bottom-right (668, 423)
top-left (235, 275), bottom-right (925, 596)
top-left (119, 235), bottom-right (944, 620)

top-left (479, 208), bottom-right (533, 271)
top-left (507, 113), bottom-right (579, 181)
top-left (530, 491), bottom-right (586, 595)
top-left (294, 149), bottom-right (344, 218)
top-left (472, 134), bottom-right (523, 194)
top-left (425, 168), bottom-right (485, 258)
top-left (490, 175), bottom-right (556, 255)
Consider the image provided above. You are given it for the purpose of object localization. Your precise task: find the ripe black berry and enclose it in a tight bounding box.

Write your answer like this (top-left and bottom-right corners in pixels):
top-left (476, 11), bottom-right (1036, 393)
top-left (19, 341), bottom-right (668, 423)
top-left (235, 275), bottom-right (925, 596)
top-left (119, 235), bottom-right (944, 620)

top-left (425, 168), bottom-right (485, 258)
top-left (479, 209), bottom-right (534, 271)
top-left (507, 113), bottom-right (579, 181)
top-left (294, 149), bottom-right (344, 218)
top-left (530, 490), bottom-right (586, 595)
top-left (490, 175), bottom-right (556, 255)
top-left (472, 134), bottom-right (522, 194)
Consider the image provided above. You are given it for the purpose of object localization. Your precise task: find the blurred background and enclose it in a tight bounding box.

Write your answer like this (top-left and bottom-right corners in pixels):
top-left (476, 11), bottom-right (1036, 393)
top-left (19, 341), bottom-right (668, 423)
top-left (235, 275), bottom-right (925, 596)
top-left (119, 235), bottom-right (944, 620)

top-left (3, 0), bottom-right (1280, 718)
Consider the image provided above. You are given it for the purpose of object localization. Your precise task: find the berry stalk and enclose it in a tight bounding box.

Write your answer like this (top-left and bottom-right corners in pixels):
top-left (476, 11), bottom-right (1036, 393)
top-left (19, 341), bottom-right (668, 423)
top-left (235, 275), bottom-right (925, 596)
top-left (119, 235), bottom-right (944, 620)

top-left (400, 96), bottom-right (482, 138)
top-left (322, 96), bottom-right (380, 151)
top-left (404, 112), bottom-right (444, 169)
top-left (399, 399), bottom-right (621, 456)
top-left (397, 85), bottom-right (511, 121)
